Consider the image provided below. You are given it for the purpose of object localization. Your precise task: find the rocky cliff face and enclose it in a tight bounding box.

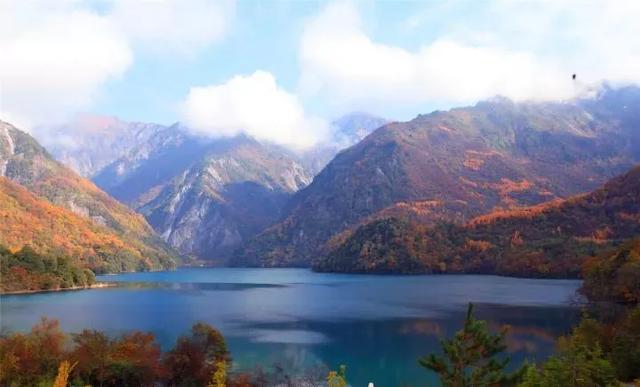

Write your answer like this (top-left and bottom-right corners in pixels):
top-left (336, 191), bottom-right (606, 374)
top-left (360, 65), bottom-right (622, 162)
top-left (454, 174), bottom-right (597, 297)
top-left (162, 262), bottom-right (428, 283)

top-left (92, 123), bottom-right (210, 207)
top-left (232, 87), bottom-right (640, 267)
top-left (138, 138), bottom-right (311, 260)
top-left (32, 115), bottom-right (166, 177)
top-left (90, 124), bottom-right (312, 261)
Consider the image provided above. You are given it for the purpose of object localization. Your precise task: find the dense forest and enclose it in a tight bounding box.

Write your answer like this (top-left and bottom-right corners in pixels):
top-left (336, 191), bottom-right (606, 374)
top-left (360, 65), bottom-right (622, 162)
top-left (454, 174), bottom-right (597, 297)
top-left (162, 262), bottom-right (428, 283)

top-left (580, 238), bottom-right (640, 305)
top-left (0, 177), bottom-right (176, 275)
top-left (0, 319), bottom-right (228, 386)
top-left (0, 246), bottom-right (96, 293)
top-left (316, 165), bottom-right (640, 277)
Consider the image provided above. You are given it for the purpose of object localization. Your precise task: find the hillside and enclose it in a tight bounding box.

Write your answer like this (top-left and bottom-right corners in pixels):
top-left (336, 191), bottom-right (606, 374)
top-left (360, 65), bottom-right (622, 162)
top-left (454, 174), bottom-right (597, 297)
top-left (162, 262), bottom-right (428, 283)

top-left (0, 121), bottom-right (177, 271)
top-left (92, 123), bottom-right (211, 207)
top-left (33, 113), bottom-right (384, 260)
top-left (0, 177), bottom-right (174, 273)
top-left (233, 86), bottom-right (640, 267)
top-left (580, 238), bottom-right (640, 304)
top-left (314, 165), bottom-right (640, 277)
top-left (93, 125), bottom-right (312, 260)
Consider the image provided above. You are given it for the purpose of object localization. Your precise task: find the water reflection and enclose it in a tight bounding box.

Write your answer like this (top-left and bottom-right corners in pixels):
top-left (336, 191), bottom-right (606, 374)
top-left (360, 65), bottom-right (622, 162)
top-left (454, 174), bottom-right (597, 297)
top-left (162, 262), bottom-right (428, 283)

top-left (114, 281), bottom-right (286, 291)
top-left (1, 268), bottom-right (582, 386)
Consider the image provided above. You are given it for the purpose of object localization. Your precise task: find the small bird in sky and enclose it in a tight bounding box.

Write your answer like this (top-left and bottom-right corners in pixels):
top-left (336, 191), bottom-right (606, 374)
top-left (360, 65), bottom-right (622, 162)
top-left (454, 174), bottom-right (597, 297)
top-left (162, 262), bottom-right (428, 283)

top-left (572, 74), bottom-right (576, 80)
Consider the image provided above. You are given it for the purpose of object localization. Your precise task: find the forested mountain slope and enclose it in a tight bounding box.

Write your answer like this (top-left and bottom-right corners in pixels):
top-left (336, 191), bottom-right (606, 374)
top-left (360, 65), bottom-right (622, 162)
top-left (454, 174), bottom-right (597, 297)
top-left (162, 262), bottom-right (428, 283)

top-left (234, 87), bottom-right (640, 267)
top-left (315, 165), bottom-right (640, 277)
top-left (0, 121), bottom-right (176, 271)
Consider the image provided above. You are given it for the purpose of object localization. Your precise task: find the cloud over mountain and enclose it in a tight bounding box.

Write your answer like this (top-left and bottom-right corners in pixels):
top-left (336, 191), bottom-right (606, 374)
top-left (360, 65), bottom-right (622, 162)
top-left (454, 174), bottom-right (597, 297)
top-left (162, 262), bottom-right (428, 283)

top-left (181, 71), bottom-right (329, 149)
top-left (299, 1), bottom-right (640, 112)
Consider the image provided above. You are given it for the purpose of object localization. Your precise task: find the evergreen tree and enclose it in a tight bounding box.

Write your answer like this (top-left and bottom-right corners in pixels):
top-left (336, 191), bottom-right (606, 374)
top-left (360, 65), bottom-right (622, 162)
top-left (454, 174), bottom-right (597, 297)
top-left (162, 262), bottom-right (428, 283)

top-left (418, 303), bottom-right (524, 386)
top-left (518, 315), bottom-right (620, 387)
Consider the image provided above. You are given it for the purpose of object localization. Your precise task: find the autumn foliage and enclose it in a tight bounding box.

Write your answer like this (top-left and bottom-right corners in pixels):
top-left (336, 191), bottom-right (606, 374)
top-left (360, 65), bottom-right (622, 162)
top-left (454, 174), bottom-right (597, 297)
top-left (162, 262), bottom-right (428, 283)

top-left (0, 319), bottom-right (230, 387)
top-left (0, 177), bottom-right (175, 274)
top-left (317, 165), bottom-right (640, 278)
top-left (1, 123), bottom-right (177, 273)
top-left (0, 319), bottom-right (331, 386)
top-left (581, 238), bottom-right (640, 304)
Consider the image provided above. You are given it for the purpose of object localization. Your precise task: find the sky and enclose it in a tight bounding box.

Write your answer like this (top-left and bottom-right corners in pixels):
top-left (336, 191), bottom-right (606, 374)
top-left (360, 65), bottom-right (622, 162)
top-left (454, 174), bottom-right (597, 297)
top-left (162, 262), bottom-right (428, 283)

top-left (1, 0), bottom-right (640, 149)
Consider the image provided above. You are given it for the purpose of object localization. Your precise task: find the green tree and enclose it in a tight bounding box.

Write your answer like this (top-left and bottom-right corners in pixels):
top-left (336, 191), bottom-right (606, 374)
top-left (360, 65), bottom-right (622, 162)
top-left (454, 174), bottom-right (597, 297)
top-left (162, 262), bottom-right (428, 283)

top-left (608, 307), bottom-right (640, 381)
top-left (419, 303), bottom-right (524, 386)
top-left (518, 323), bottom-right (618, 387)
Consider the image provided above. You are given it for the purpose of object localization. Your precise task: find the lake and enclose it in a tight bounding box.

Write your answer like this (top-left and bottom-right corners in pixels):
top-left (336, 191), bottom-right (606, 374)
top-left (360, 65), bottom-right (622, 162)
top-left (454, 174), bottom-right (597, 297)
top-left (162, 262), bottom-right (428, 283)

top-left (0, 268), bottom-right (582, 386)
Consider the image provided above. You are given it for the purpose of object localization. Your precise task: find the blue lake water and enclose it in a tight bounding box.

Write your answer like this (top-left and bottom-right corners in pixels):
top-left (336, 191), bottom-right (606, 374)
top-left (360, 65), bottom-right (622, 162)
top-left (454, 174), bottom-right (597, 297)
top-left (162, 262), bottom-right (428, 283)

top-left (0, 268), bottom-right (582, 386)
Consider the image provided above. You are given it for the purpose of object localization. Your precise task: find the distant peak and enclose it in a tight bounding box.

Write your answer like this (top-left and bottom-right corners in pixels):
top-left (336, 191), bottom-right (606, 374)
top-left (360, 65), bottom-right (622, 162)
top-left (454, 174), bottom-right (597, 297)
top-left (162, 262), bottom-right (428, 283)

top-left (332, 111), bottom-right (387, 125)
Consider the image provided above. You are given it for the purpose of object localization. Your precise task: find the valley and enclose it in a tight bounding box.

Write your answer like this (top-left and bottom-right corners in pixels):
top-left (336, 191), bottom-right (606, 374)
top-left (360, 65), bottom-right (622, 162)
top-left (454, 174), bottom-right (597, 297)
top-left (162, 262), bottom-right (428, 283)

top-left (2, 86), bottom-right (640, 387)
top-left (3, 2), bottom-right (640, 385)
top-left (3, 87), bottom-right (640, 287)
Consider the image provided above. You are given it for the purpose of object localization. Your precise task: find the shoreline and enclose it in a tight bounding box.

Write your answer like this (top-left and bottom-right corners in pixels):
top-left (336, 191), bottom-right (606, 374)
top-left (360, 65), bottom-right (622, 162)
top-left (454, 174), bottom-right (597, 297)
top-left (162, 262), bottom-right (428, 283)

top-left (0, 282), bottom-right (116, 296)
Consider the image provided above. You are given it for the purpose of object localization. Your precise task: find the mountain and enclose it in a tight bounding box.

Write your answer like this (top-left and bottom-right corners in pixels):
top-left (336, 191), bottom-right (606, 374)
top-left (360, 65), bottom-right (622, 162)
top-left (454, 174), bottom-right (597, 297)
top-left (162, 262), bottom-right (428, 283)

top-left (314, 165), bottom-right (640, 277)
top-left (92, 123), bottom-right (210, 207)
top-left (32, 114), bottom-right (166, 177)
top-left (138, 137), bottom-right (311, 260)
top-left (331, 112), bottom-right (389, 146)
top-left (301, 112), bottom-right (388, 174)
top-left (232, 86), bottom-right (640, 267)
top-left (91, 125), bottom-right (311, 260)
top-left (88, 113), bottom-right (383, 261)
top-left (0, 120), bottom-right (177, 272)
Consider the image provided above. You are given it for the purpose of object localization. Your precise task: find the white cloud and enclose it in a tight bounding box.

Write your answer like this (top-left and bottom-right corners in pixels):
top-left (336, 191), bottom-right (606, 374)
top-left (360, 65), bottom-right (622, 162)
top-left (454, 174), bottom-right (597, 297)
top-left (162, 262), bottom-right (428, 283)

top-left (0, 0), bottom-right (235, 129)
top-left (181, 71), bottom-right (328, 149)
top-left (110, 0), bottom-right (235, 55)
top-left (300, 1), bottom-right (640, 111)
top-left (0, 3), bottom-right (131, 128)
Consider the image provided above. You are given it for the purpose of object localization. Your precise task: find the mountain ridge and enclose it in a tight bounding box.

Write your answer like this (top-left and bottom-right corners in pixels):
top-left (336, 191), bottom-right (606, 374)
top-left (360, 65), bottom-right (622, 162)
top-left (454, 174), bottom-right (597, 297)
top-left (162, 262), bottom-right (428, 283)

top-left (232, 87), bottom-right (640, 267)
top-left (80, 113), bottom-right (386, 260)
